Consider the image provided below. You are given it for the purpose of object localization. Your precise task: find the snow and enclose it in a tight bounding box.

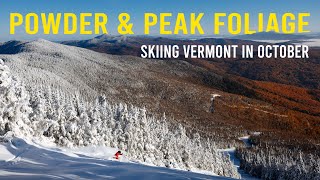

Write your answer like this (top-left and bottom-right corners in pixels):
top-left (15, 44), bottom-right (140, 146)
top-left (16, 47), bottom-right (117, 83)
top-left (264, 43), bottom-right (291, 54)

top-left (218, 134), bottom-right (260, 180)
top-left (253, 39), bottom-right (320, 47)
top-left (220, 149), bottom-right (258, 180)
top-left (0, 143), bottom-right (15, 161)
top-left (252, 40), bottom-right (290, 43)
top-left (238, 136), bottom-right (251, 148)
top-left (211, 94), bottom-right (221, 98)
top-left (0, 138), bottom-right (233, 180)
top-left (293, 39), bottom-right (320, 47)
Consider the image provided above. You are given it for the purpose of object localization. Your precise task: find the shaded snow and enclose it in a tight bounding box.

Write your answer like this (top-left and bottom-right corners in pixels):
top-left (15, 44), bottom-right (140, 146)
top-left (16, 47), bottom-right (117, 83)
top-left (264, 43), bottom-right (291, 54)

top-left (238, 136), bottom-right (251, 148)
top-left (0, 138), bottom-right (233, 180)
top-left (0, 144), bottom-right (15, 162)
top-left (219, 148), bottom-right (258, 180)
top-left (218, 134), bottom-right (260, 180)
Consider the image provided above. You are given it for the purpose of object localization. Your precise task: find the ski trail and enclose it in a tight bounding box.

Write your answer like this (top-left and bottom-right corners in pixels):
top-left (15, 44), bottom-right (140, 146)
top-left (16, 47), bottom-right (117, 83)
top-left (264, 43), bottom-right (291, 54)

top-left (219, 134), bottom-right (259, 180)
top-left (238, 136), bottom-right (251, 148)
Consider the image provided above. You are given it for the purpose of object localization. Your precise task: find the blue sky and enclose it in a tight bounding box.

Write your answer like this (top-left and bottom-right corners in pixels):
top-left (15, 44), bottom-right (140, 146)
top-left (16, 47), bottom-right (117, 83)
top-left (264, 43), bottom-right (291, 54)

top-left (0, 0), bottom-right (319, 41)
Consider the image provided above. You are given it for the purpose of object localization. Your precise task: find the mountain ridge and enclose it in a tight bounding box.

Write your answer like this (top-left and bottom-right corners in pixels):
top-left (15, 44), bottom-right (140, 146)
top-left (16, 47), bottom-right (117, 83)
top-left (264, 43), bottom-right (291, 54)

top-left (231, 31), bottom-right (313, 40)
top-left (1, 39), bottom-right (319, 179)
top-left (1, 39), bottom-right (319, 141)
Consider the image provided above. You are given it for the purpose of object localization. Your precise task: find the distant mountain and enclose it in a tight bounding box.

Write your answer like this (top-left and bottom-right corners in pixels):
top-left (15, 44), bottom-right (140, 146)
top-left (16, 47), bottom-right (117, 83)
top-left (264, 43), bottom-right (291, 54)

top-left (61, 35), bottom-right (320, 90)
top-left (62, 35), bottom-right (263, 57)
top-left (308, 32), bottom-right (320, 39)
top-left (0, 40), bottom-right (26, 54)
top-left (232, 32), bottom-right (312, 40)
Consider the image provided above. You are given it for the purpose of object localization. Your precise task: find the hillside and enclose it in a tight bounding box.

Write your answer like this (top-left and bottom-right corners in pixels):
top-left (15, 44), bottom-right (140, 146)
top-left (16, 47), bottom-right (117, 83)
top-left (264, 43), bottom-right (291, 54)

top-left (62, 35), bottom-right (320, 90)
top-left (61, 36), bottom-right (320, 128)
top-left (0, 58), bottom-right (242, 178)
top-left (0, 39), bottom-right (319, 179)
top-left (1, 39), bottom-right (319, 140)
top-left (0, 138), bottom-right (232, 179)
top-left (208, 52), bottom-right (320, 90)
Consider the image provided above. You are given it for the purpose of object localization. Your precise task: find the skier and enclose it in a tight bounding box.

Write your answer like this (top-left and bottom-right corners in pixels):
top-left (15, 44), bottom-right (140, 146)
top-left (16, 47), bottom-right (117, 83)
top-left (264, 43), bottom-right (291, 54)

top-left (114, 150), bottom-right (123, 160)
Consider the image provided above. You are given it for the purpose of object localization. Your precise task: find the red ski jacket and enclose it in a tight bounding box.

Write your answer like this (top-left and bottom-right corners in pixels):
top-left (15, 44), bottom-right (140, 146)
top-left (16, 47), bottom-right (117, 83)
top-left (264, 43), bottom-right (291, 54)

top-left (114, 152), bottom-right (123, 159)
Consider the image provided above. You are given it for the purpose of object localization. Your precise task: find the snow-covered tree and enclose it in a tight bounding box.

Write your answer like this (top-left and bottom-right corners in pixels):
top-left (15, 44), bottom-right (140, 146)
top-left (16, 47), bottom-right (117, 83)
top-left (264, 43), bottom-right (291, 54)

top-left (0, 59), bottom-right (33, 137)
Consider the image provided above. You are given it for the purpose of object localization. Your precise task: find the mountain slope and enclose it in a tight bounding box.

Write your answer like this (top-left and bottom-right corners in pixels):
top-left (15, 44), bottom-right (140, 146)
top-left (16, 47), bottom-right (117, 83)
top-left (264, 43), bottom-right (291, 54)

top-left (61, 36), bottom-right (320, 123)
top-left (1, 39), bottom-right (319, 179)
top-left (0, 40), bottom-right (251, 138)
top-left (0, 39), bottom-right (319, 146)
top-left (0, 60), bottom-right (242, 178)
top-left (0, 138), bottom-right (232, 180)
top-left (61, 35), bottom-right (320, 90)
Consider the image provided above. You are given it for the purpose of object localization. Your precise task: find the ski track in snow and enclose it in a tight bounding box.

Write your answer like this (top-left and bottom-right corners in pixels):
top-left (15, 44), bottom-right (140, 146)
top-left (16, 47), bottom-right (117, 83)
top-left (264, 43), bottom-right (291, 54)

top-left (0, 138), bottom-right (233, 180)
